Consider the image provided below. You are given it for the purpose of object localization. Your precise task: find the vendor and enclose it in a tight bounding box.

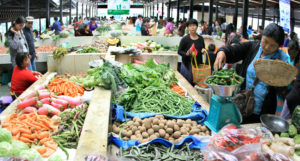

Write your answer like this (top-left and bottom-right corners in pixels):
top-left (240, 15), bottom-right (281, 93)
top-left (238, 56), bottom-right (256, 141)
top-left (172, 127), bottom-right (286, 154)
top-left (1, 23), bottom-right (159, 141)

top-left (76, 24), bottom-right (93, 36)
top-left (141, 18), bottom-right (151, 36)
top-left (178, 19), bottom-right (205, 85)
top-left (287, 40), bottom-right (299, 67)
top-left (164, 18), bottom-right (174, 36)
top-left (214, 23), bottom-right (290, 123)
top-left (88, 17), bottom-right (98, 32)
top-left (11, 52), bottom-right (42, 99)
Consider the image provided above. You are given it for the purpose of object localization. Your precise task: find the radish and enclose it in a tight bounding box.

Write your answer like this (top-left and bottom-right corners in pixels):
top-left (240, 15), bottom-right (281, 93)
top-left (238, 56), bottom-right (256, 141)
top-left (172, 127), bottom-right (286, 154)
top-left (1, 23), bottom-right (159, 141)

top-left (37, 89), bottom-right (49, 94)
top-left (43, 104), bottom-right (61, 116)
top-left (40, 98), bottom-right (51, 104)
top-left (37, 106), bottom-right (48, 115)
top-left (23, 107), bottom-right (37, 114)
top-left (52, 98), bottom-right (68, 107)
top-left (51, 102), bottom-right (65, 111)
top-left (17, 97), bottom-right (37, 109)
top-left (36, 101), bottom-right (43, 108)
top-left (38, 92), bottom-right (51, 100)
top-left (55, 96), bottom-right (81, 107)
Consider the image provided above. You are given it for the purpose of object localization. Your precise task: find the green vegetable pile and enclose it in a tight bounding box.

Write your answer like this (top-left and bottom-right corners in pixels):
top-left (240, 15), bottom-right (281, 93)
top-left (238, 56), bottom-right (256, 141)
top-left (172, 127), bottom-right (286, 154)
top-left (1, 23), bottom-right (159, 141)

top-left (118, 143), bottom-right (204, 161)
top-left (52, 47), bottom-right (68, 61)
top-left (120, 59), bottom-right (177, 89)
top-left (206, 68), bottom-right (243, 86)
top-left (70, 61), bottom-right (127, 94)
top-left (77, 47), bottom-right (100, 53)
top-left (51, 104), bottom-right (89, 159)
top-left (96, 25), bottom-right (112, 34)
top-left (118, 86), bottom-right (193, 115)
top-left (0, 128), bottom-right (42, 160)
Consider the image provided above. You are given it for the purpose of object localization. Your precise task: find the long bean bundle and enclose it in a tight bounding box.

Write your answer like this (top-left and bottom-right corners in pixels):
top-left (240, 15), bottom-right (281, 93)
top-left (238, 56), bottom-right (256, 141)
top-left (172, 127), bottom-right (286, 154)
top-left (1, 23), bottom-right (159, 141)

top-left (126, 86), bottom-right (194, 115)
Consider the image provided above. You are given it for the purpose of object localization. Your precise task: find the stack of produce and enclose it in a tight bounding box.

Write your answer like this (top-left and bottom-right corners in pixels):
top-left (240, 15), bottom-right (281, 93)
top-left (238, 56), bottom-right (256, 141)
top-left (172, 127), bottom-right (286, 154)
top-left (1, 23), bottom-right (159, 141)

top-left (47, 77), bottom-right (85, 97)
top-left (117, 143), bottom-right (204, 161)
top-left (77, 47), bottom-right (100, 53)
top-left (0, 46), bottom-right (8, 54)
top-left (170, 83), bottom-right (186, 97)
top-left (96, 25), bottom-right (112, 34)
top-left (206, 68), bottom-right (243, 86)
top-left (112, 116), bottom-right (210, 144)
top-left (36, 45), bottom-right (56, 53)
top-left (1, 113), bottom-right (59, 158)
top-left (52, 47), bottom-right (68, 61)
top-left (70, 61), bottom-right (126, 93)
top-left (89, 40), bottom-right (108, 53)
top-left (52, 104), bottom-right (88, 159)
top-left (17, 88), bottom-right (82, 115)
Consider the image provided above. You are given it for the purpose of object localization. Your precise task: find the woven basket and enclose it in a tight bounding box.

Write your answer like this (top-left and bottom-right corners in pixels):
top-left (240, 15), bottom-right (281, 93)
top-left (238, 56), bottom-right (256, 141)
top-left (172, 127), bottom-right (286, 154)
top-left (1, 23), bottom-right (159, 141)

top-left (254, 59), bottom-right (298, 87)
top-left (192, 64), bottom-right (211, 88)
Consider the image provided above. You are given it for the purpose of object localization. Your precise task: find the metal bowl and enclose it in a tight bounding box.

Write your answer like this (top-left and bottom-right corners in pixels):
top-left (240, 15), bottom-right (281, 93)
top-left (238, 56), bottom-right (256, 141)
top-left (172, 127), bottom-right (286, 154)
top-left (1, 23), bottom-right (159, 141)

top-left (260, 114), bottom-right (289, 133)
top-left (205, 76), bottom-right (244, 97)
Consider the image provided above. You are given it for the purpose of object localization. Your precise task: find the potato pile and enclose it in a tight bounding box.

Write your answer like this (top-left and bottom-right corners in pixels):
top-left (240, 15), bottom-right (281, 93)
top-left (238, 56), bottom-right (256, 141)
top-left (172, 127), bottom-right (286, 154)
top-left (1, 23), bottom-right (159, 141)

top-left (112, 115), bottom-right (210, 144)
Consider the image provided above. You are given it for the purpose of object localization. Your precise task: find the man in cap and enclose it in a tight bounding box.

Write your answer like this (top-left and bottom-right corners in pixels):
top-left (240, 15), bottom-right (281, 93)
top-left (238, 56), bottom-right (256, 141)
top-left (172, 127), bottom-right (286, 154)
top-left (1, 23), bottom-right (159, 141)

top-left (23, 16), bottom-right (38, 71)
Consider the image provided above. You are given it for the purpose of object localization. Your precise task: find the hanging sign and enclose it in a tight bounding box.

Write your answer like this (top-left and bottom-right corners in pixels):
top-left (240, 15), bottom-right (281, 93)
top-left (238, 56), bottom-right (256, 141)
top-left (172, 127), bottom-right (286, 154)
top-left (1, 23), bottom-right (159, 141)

top-left (279, 0), bottom-right (291, 33)
top-left (108, 0), bottom-right (130, 15)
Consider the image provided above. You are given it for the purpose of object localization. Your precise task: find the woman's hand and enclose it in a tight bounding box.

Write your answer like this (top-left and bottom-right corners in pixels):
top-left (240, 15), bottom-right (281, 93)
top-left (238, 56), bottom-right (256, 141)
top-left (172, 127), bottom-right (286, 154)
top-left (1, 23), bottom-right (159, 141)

top-left (214, 51), bottom-right (227, 71)
top-left (32, 71), bottom-right (42, 77)
top-left (201, 48), bottom-right (207, 54)
top-left (186, 49), bottom-right (191, 56)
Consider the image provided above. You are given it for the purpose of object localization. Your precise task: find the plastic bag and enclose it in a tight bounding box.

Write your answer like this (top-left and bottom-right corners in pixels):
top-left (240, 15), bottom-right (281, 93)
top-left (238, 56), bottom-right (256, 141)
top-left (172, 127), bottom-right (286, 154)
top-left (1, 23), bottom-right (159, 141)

top-left (208, 124), bottom-right (261, 152)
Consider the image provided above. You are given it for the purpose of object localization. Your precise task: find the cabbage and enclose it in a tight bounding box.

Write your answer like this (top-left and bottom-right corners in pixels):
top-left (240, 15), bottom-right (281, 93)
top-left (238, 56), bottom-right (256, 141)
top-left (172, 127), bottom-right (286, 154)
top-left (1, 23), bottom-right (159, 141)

top-left (48, 154), bottom-right (64, 161)
top-left (0, 128), bottom-right (12, 143)
top-left (19, 149), bottom-right (41, 160)
top-left (0, 141), bottom-right (12, 157)
top-left (11, 140), bottom-right (29, 156)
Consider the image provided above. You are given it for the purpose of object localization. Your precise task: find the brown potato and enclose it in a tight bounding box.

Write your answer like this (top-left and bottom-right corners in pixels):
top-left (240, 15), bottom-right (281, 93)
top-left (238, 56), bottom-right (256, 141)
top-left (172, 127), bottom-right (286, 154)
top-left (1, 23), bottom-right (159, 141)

top-left (131, 135), bottom-right (137, 140)
top-left (173, 131), bottom-right (181, 139)
top-left (153, 125), bottom-right (160, 132)
top-left (155, 133), bottom-right (160, 137)
top-left (133, 122), bottom-right (140, 127)
top-left (127, 120), bottom-right (134, 126)
top-left (167, 121), bottom-right (175, 129)
top-left (123, 137), bottom-right (129, 141)
top-left (140, 126), bottom-right (146, 132)
top-left (142, 132), bottom-right (149, 138)
top-left (201, 126), bottom-right (208, 132)
top-left (112, 124), bottom-right (120, 134)
top-left (159, 123), bottom-right (165, 129)
top-left (147, 128), bottom-right (154, 135)
top-left (133, 116), bottom-right (139, 122)
top-left (131, 126), bottom-right (138, 133)
top-left (177, 120), bottom-right (184, 127)
top-left (164, 133), bottom-right (170, 140)
top-left (166, 128), bottom-right (173, 134)
top-left (174, 125), bottom-right (180, 131)
top-left (135, 130), bottom-right (141, 135)
top-left (126, 130), bottom-right (133, 137)
top-left (152, 118), bottom-right (159, 125)
top-left (149, 134), bottom-right (157, 140)
top-left (180, 128), bottom-right (188, 135)
top-left (159, 129), bottom-right (166, 138)
top-left (191, 121), bottom-right (197, 126)
top-left (144, 119), bottom-right (152, 129)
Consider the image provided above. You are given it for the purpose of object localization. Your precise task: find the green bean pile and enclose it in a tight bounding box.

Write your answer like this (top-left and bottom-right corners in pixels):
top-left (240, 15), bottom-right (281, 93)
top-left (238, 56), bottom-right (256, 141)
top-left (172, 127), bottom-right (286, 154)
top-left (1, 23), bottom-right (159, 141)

top-left (127, 86), bottom-right (194, 115)
top-left (118, 143), bottom-right (204, 161)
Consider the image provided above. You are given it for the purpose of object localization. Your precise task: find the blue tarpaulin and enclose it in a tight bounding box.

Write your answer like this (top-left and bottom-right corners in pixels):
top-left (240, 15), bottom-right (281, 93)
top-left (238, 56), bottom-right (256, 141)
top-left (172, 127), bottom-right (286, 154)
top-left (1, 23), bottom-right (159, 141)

top-left (110, 102), bottom-right (209, 150)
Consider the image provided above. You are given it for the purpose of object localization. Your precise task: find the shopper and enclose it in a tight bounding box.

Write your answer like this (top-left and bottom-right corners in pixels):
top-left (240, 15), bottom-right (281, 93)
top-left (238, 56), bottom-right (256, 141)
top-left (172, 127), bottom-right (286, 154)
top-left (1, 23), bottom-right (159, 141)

top-left (23, 16), bottom-right (38, 71)
top-left (52, 17), bottom-right (62, 35)
top-left (157, 16), bottom-right (164, 29)
top-left (135, 15), bottom-right (143, 32)
top-left (32, 30), bottom-right (40, 39)
top-left (89, 17), bottom-right (98, 32)
top-left (6, 16), bottom-right (28, 68)
top-left (225, 23), bottom-right (242, 46)
top-left (287, 40), bottom-right (300, 67)
top-left (177, 20), bottom-right (187, 37)
top-left (214, 23), bottom-right (290, 123)
top-left (201, 22), bottom-right (208, 35)
top-left (178, 19), bottom-right (205, 85)
top-left (11, 52), bottom-right (41, 99)
top-left (84, 17), bottom-right (90, 24)
top-left (213, 20), bottom-right (221, 35)
top-left (141, 18), bottom-right (151, 36)
top-left (164, 18), bottom-right (174, 36)
top-left (253, 26), bottom-right (263, 41)
top-left (76, 24), bottom-right (93, 36)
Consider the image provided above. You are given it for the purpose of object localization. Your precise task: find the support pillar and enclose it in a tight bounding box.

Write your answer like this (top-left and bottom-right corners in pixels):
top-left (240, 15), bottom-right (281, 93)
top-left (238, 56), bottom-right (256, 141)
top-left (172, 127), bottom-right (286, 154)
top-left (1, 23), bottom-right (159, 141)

top-left (201, 3), bottom-right (204, 22)
top-left (176, 0), bottom-right (180, 27)
top-left (86, 4), bottom-right (88, 18)
top-left (46, 0), bottom-right (50, 28)
top-left (208, 0), bottom-right (214, 35)
top-left (189, 0), bottom-right (194, 19)
top-left (167, 0), bottom-right (171, 19)
top-left (25, 0), bottom-right (30, 17)
top-left (76, 2), bottom-right (79, 20)
top-left (60, 0), bottom-right (63, 22)
top-left (39, 18), bottom-right (41, 33)
top-left (157, 1), bottom-right (159, 18)
top-left (233, 0), bottom-right (238, 30)
top-left (291, 6), bottom-right (295, 33)
top-left (162, 1), bottom-right (164, 18)
top-left (262, 0), bottom-right (266, 28)
top-left (82, 3), bottom-right (84, 18)
top-left (242, 0), bottom-right (249, 39)
top-left (69, 0), bottom-right (72, 24)
top-left (215, 1), bottom-right (219, 21)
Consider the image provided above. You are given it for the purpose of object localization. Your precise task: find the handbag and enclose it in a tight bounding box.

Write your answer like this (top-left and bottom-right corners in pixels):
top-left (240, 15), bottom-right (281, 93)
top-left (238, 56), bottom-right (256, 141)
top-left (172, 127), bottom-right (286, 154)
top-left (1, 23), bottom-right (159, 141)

top-left (231, 78), bottom-right (259, 118)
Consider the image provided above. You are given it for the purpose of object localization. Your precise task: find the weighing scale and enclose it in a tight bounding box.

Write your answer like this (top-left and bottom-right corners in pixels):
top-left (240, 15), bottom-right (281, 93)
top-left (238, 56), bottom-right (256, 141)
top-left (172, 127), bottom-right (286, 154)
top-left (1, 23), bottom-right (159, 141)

top-left (204, 76), bottom-right (243, 132)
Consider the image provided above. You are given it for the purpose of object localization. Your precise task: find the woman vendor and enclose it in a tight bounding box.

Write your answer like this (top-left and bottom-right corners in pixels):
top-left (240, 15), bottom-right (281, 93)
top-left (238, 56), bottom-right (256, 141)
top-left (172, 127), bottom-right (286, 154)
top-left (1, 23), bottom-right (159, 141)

top-left (75, 24), bottom-right (93, 36)
top-left (11, 52), bottom-right (42, 99)
top-left (214, 23), bottom-right (289, 123)
top-left (178, 19), bottom-right (205, 85)
top-left (141, 18), bottom-right (151, 36)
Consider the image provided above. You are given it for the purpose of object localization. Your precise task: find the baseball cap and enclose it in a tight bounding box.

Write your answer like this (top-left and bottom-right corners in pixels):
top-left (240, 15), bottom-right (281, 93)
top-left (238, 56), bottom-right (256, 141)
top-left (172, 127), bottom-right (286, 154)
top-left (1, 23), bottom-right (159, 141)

top-left (26, 16), bottom-right (34, 22)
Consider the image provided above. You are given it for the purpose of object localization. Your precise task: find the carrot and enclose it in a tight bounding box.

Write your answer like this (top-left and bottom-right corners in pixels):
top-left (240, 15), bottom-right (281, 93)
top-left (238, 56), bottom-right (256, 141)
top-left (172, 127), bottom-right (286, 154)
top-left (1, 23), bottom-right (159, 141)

top-left (19, 136), bottom-right (33, 143)
top-left (42, 148), bottom-right (55, 158)
top-left (19, 128), bottom-right (31, 134)
top-left (39, 119), bottom-right (51, 128)
top-left (21, 133), bottom-right (37, 139)
top-left (37, 132), bottom-right (49, 140)
top-left (44, 141), bottom-right (58, 151)
top-left (40, 137), bottom-right (53, 144)
top-left (11, 128), bottom-right (20, 136)
top-left (37, 146), bottom-right (47, 154)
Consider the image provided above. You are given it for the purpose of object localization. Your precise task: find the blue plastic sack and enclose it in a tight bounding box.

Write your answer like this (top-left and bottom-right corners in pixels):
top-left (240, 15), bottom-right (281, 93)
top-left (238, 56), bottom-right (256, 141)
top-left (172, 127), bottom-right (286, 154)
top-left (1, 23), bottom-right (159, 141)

top-left (109, 134), bottom-right (209, 150)
top-left (110, 101), bottom-right (209, 150)
top-left (112, 101), bottom-right (208, 124)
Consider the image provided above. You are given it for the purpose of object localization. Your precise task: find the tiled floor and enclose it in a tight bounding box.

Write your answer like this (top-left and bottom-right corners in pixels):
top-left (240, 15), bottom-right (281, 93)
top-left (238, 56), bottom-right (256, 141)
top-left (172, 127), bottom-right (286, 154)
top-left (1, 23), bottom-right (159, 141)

top-left (0, 84), bottom-right (10, 97)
